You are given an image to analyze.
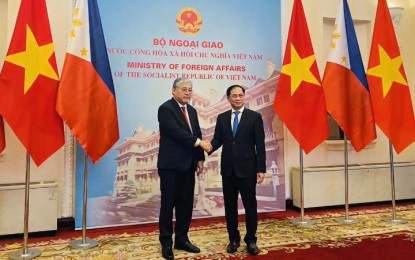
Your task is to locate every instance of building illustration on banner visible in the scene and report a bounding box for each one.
[105,60,285,224]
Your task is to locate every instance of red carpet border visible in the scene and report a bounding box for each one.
[1,204,415,259]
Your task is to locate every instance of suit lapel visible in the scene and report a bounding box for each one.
[187,106,196,134]
[171,99,192,133]
[237,110,248,134]
[233,109,249,138]
[225,110,234,137]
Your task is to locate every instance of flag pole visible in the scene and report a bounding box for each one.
[383,141,407,224]
[291,145,314,226]
[9,152,42,260]
[69,153,99,249]
[335,135,358,224]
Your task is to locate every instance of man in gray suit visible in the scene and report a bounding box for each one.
[208,84,266,255]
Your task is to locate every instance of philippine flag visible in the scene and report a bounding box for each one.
[322,0,376,152]
[56,0,119,163]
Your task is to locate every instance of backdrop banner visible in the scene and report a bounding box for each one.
[75,0,284,229]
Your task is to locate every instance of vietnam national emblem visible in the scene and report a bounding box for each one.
[176,8,203,35]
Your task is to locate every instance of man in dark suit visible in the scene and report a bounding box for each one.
[209,84,266,256]
[157,78,211,260]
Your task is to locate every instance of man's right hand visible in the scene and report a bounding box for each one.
[199,140,212,153]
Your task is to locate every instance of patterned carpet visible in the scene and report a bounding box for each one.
[1,204,415,259]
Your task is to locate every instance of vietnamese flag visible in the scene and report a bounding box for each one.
[366,0,415,154]
[322,0,376,152]
[57,0,119,163]
[0,0,64,165]
[274,0,329,154]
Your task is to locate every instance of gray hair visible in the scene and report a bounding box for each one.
[173,78,192,89]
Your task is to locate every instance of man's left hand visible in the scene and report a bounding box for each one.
[256,173,265,184]
[197,160,204,175]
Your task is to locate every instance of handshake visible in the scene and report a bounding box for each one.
[199,139,213,153]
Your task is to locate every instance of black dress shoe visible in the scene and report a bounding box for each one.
[226,241,240,253]
[174,241,201,253]
[161,246,174,260]
[247,242,259,256]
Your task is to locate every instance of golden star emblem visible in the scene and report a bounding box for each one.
[281,44,320,95]
[80,48,89,57]
[366,45,407,97]
[5,25,58,94]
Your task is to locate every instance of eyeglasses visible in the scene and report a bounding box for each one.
[230,94,245,99]
[178,88,193,94]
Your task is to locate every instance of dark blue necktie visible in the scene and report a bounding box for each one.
[233,111,240,137]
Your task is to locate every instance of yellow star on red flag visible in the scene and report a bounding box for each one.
[0,0,64,166]
[274,0,329,154]
[366,45,407,97]
[5,26,58,94]
[366,0,415,154]
[281,44,320,95]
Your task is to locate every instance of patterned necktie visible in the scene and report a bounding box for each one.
[233,111,240,137]
[181,106,191,129]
